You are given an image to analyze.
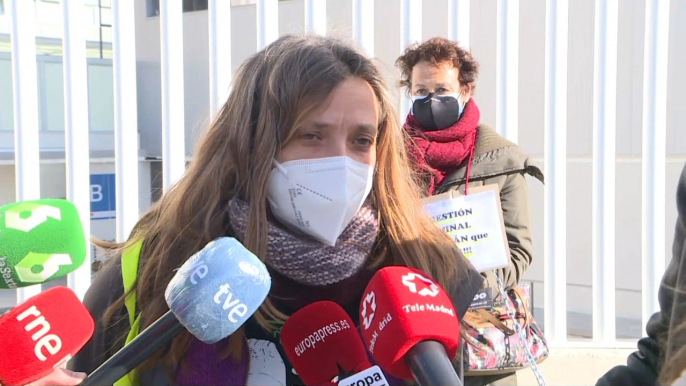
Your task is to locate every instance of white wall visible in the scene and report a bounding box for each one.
[129,0,686,336]
[1,0,684,337]
[130,0,686,338]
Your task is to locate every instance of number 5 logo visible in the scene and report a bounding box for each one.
[15,253,73,283]
[4,203,61,232]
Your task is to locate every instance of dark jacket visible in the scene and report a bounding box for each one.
[596,163,686,386]
[437,125,544,290]
[68,229,484,385]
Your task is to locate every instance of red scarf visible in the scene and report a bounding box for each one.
[404,100,481,195]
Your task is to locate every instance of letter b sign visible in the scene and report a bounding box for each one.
[91,184,103,202]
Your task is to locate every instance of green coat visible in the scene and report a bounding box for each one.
[436,125,544,290]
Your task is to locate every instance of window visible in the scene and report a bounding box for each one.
[183,0,208,12]
[0,0,4,15]
[0,59,13,131]
[0,58,115,132]
[231,0,288,5]
[147,0,287,16]
[147,0,209,17]
[87,64,114,132]
[41,61,65,131]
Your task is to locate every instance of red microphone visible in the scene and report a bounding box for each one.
[0,286,95,386]
[359,266,462,386]
[280,301,388,386]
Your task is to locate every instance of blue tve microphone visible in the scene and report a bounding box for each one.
[79,237,271,386]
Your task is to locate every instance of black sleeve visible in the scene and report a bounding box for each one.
[595,336,660,386]
[597,163,686,386]
[68,256,129,375]
[448,252,485,320]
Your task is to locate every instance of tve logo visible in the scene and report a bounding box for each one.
[213,284,248,323]
[185,257,249,323]
[401,272,439,297]
[187,257,209,285]
[16,305,62,361]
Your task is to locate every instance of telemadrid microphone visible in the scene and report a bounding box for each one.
[0,286,95,386]
[78,237,272,386]
[0,199,86,289]
[280,301,388,386]
[359,266,463,386]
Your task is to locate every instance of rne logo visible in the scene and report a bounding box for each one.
[401,272,439,297]
[16,305,62,361]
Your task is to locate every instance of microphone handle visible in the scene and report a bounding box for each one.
[79,310,184,386]
[405,340,464,386]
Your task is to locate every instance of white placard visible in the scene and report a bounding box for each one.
[422,184,510,272]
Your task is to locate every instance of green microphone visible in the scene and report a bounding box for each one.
[0,199,87,289]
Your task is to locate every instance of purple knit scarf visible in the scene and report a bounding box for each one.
[227,198,379,286]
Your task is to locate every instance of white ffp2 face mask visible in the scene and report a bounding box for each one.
[266,156,374,246]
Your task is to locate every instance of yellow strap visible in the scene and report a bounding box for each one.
[113,239,144,386]
[122,240,143,326]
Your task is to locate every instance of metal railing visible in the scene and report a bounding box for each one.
[4,0,673,348]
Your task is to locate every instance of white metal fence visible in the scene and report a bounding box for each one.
[4,0,675,348]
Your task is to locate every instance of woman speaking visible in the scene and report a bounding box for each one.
[67,34,483,386]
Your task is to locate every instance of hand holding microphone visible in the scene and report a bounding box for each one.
[23,367,86,386]
[359,266,463,386]
[0,287,95,386]
[0,199,87,289]
[79,237,272,386]
[280,301,388,386]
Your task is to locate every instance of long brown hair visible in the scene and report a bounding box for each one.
[97,34,468,372]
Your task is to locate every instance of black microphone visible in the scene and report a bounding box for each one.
[78,237,271,386]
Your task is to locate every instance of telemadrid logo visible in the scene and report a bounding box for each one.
[401,272,440,297]
[361,291,376,330]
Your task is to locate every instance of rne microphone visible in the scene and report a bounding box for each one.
[0,199,86,289]
[359,266,463,386]
[78,237,271,386]
[280,301,389,386]
[0,286,95,386]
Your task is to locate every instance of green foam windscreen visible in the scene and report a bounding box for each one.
[0,199,87,288]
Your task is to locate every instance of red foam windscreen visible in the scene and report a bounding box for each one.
[359,266,460,379]
[0,286,95,386]
[280,301,371,386]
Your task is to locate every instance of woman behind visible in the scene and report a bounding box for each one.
[68,34,483,385]
[395,37,544,386]
[396,37,543,293]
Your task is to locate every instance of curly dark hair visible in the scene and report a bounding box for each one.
[396,37,479,92]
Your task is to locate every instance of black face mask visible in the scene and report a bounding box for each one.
[411,93,462,131]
